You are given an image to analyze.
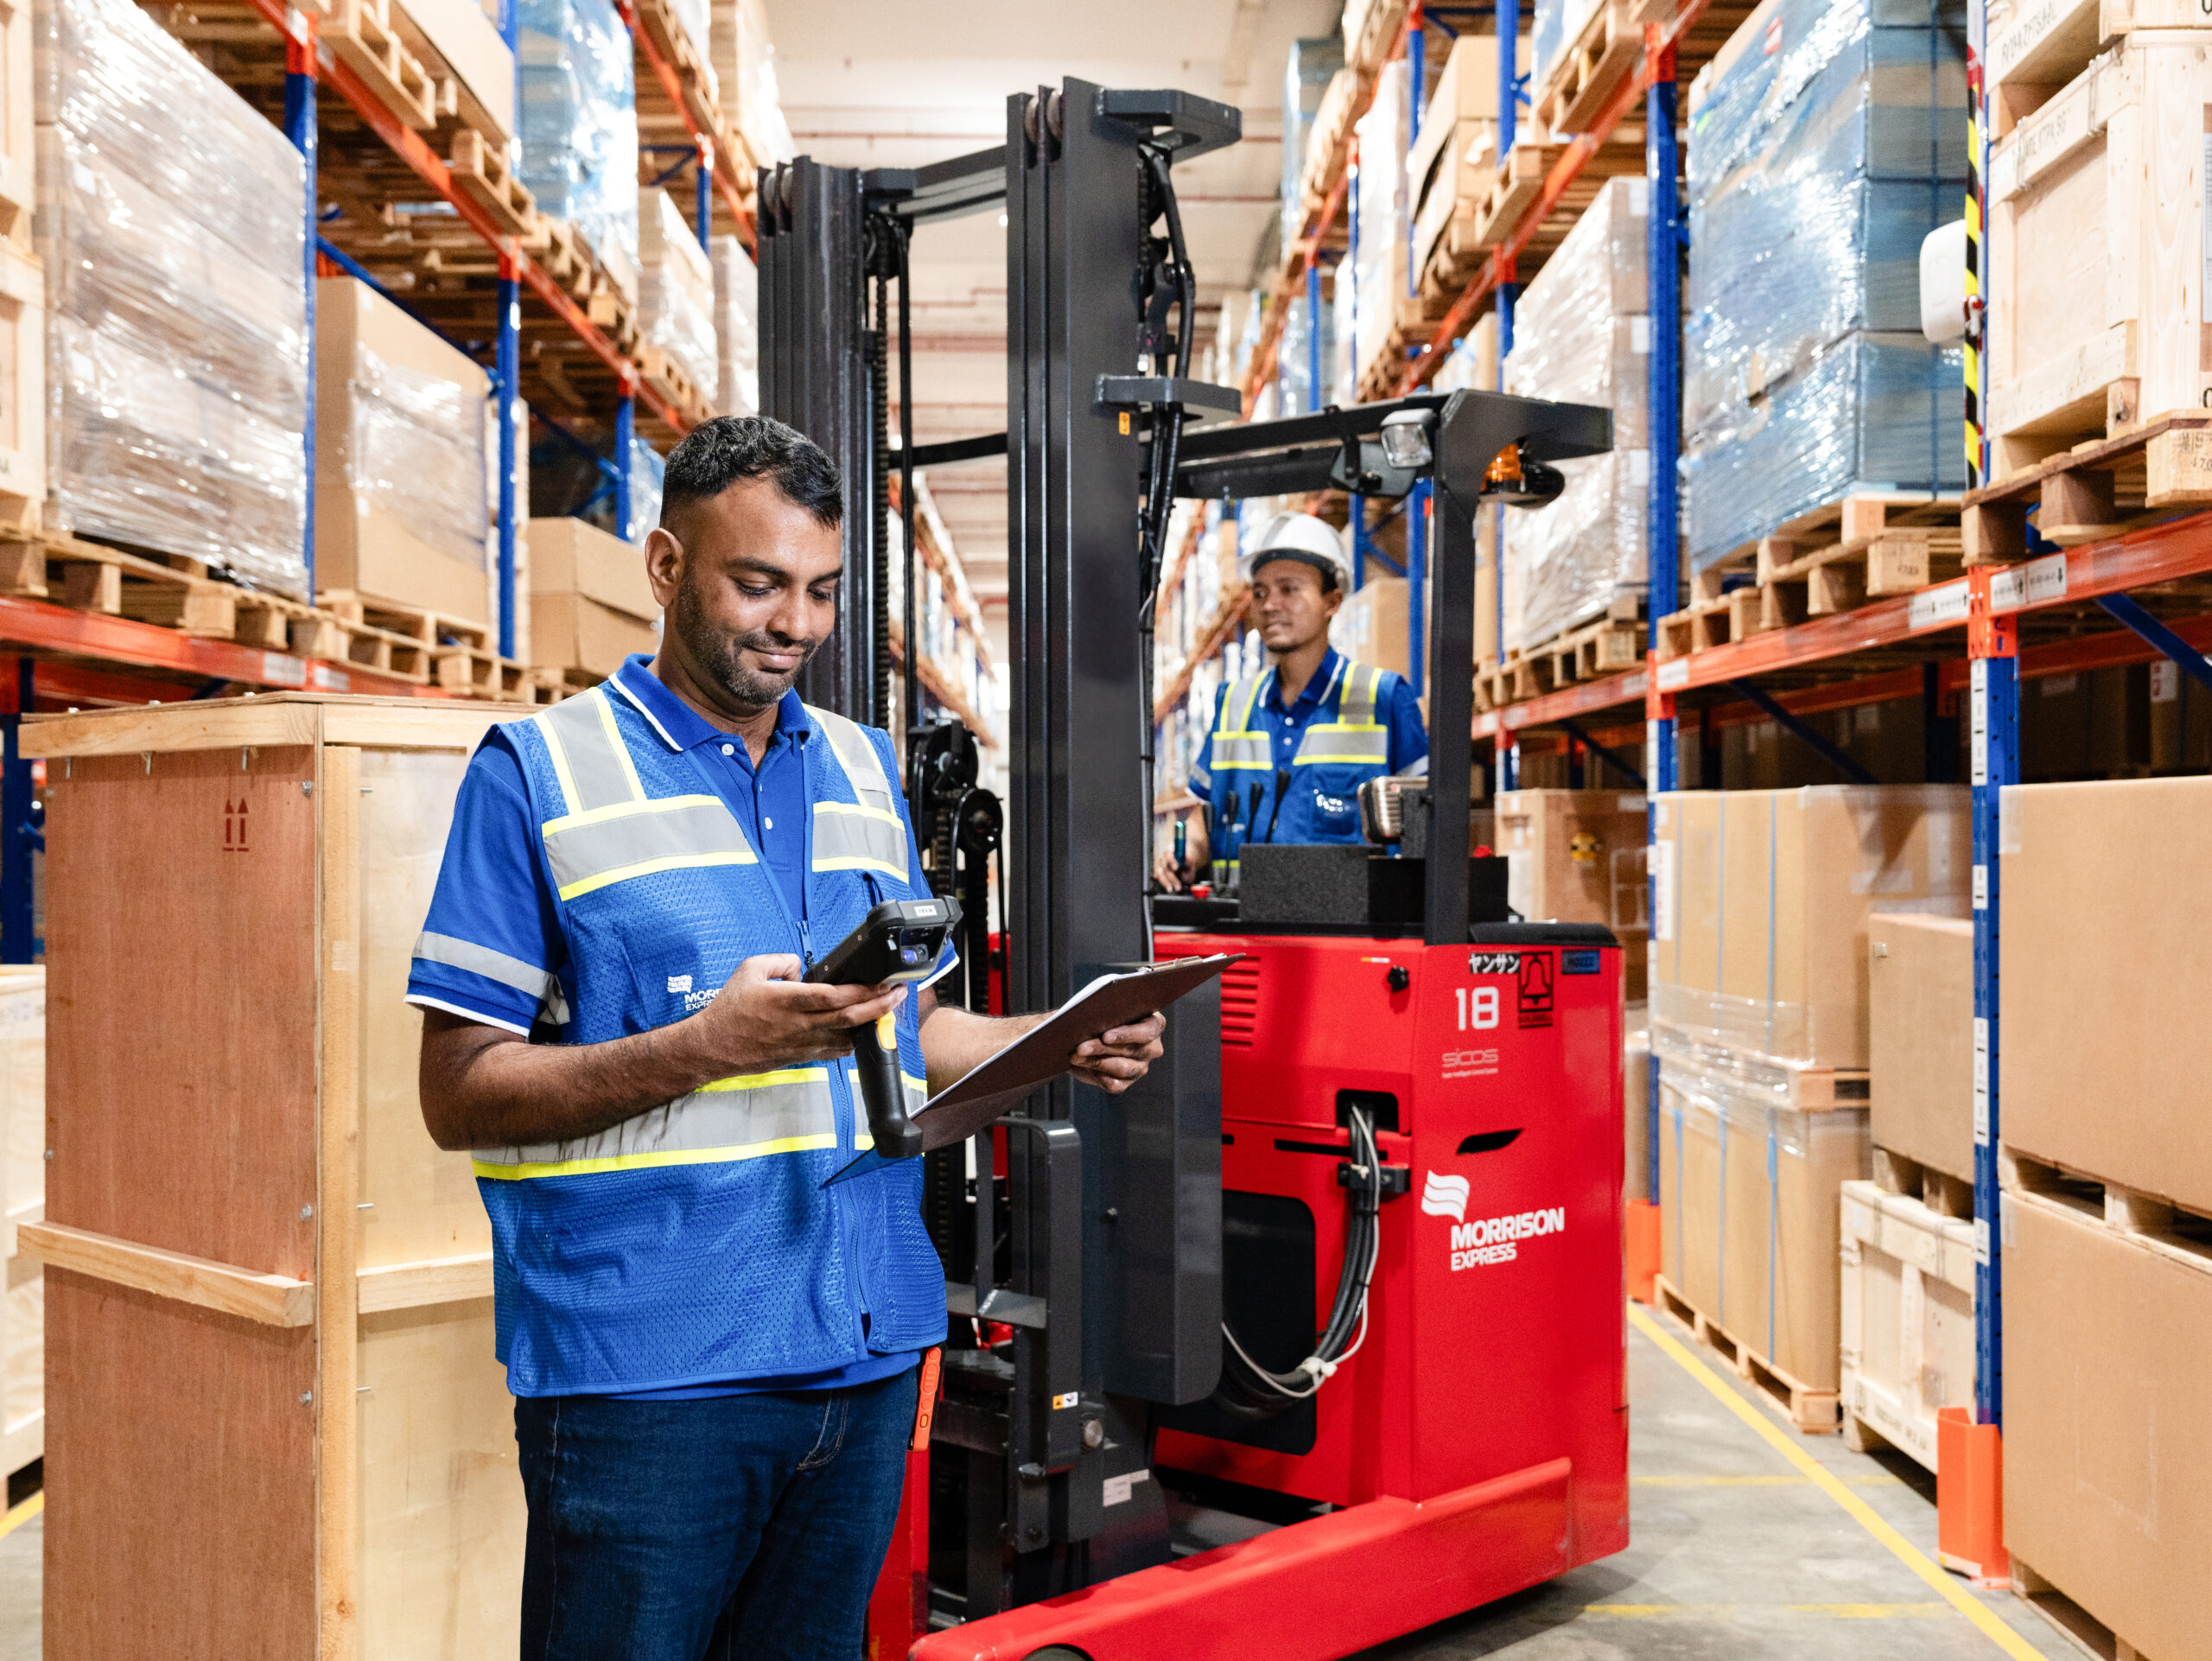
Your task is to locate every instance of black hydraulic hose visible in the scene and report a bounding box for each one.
[1211,1109,1385,1421]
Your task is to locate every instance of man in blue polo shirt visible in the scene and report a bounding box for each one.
[408,416,1165,1659]
[1155,512,1427,889]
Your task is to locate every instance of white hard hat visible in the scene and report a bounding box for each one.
[1239,511,1351,592]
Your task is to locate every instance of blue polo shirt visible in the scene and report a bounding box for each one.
[407,653,954,1398]
[1189,647,1427,847]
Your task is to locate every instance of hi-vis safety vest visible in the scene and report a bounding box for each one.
[474,683,947,1396]
[1204,659,1394,857]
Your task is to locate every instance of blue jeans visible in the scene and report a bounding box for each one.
[515,1368,919,1660]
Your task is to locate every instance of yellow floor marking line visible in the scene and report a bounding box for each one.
[0,1491,41,1541]
[1632,1473,1900,1487]
[1630,1302,2044,1661]
[1586,1603,1949,1619]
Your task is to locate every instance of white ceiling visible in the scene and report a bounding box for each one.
[765,0,1340,644]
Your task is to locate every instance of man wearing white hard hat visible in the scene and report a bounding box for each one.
[1156,511,1427,891]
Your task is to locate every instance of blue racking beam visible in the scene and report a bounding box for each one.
[2095,594,2212,692]
[614,392,637,540]
[1643,56,1681,1208]
[1726,678,1877,785]
[286,22,318,599]
[1969,579,2018,1430]
[0,659,34,963]
[496,0,522,658]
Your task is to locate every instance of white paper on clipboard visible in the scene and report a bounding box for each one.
[823,952,1243,1186]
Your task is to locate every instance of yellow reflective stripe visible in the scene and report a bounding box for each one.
[543,792,728,836]
[595,688,647,802]
[557,850,757,901]
[698,1066,830,1091]
[817,799,905,828]
[473,1132,840,1181]
[537,710,582,817]
[813,854,910,879]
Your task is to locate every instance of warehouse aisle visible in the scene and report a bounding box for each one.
[0,1310,2074,1661]
[1360,1308,2069,1661]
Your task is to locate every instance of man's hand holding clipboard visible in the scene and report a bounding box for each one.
[824,953,1244,1186]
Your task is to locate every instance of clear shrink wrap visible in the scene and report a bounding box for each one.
[36,0,307,595]
[1281,35,1345,249]
[628,438,664,542]
[519,0,639,287]
[639,190,718,405]
[1502,178,1649,652]
[711,235,758,417]
[346,347,489,573]
[1681,0,1967,570]
[1351,58,1409,376]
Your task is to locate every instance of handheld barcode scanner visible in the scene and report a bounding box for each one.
[805,897,962,1161]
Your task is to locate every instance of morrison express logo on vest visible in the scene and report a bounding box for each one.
[469,683,946,1394]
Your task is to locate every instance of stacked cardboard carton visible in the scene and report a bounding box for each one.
[315,277,493,628]
[1649,786,1968,1422]
[1994,777,2212,1661]
[1495,789,1648,999]
[530,516,661,679]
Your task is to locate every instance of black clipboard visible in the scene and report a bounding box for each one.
[823,952,1243,1187]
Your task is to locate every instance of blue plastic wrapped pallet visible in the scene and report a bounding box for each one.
[35,0,308,597]
[1681,0,1968,573]
[519,0,639,293]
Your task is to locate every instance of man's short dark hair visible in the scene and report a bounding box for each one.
[659,416,843,533]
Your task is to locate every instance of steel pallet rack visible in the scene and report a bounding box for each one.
[0,0,772,965]
[1190,0,2212,1578]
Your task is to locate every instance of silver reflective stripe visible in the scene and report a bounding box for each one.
[1294,664,1388,766]
[542,796,759,901]
[805,704,910,876]
[813,803,909,877]
[413,930,556,1002]
[536,689,645,815]
[474,1069,836,1178]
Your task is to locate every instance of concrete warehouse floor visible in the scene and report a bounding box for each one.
[0,1307,2074,1661]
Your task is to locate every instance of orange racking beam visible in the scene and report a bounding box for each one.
[251,0,687,430]
[618,0,759,251]
[0,595,454,699]
[1395,8,1717,395]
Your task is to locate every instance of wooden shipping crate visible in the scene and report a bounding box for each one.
[1986,35,2212,476]
[0,0,28,247]
[0,242,41,531]
[1837,1179,1975,1473]
[22,695,530,1660]
[0,964,40,1482]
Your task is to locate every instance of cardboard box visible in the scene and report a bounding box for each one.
[397,0,515,141]
[1497,788,1648,999]
[1650,786,1969,1066]
[1410,121,1499,277]
[316,277,493,625]
[1866,913,1974,1183]
[1838,1179,1975,1473]
[1657,1033,1869,1393]
[2004,1189,2212,1661]
[2001,775,2212,1215]
[1329,576,1408,679]
[528,515,658,620]
[531,590,659,679]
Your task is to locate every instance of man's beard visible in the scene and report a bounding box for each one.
[671,578,819,708]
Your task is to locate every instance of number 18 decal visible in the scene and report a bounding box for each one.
[1454,986,1499,1031]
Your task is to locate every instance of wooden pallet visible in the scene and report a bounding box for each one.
[2010,1559,2159,1661]
[1534,0,1645,135]
[0,531,333,652]
[1657,494,1963,659]
[1871,1145,1975,1219]
[447,129,537,239]
[1476,611,1643,710]
[1653,1273,1841,1434]
[325,0,441,132]
[1962,412,2212,563]
[637,343,715,430]
[316,590,537,697]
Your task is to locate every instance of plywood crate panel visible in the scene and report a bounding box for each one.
[1987,36,2212,474]
[25,695,530,1660]
[1838,1179,1974,1472]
